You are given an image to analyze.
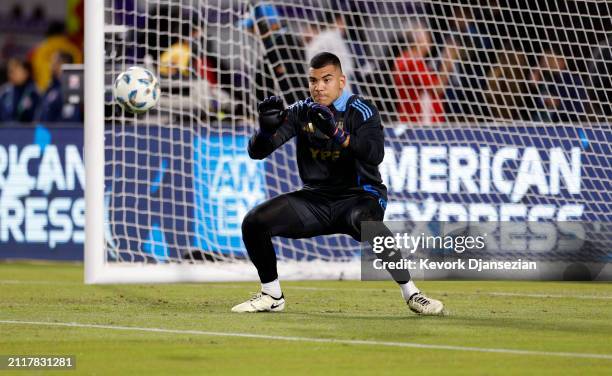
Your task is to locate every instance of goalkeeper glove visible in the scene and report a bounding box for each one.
[258,96,286,136]
[309,103,348,146]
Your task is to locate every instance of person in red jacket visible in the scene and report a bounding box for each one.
[393,24,457,124]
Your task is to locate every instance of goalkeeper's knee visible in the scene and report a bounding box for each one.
[242,208,267,236]
[347,205,383,240]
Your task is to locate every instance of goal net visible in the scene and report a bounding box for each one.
[85,0,611,283]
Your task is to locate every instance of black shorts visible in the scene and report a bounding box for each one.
[242,187,409,283]
[269,187,386,241]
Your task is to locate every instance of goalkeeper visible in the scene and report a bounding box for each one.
[232,52,443,315]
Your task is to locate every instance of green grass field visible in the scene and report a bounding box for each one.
[1,262,611,375]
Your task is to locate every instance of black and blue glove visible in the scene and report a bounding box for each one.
[309,103,348,145]
[257,96,286,136]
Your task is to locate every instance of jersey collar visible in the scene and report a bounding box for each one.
[332,89,351,112]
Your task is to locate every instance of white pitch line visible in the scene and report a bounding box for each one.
[1,319,611,361]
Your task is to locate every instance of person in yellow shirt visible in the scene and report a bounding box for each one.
[30,22,83,92]
[159,42,191,78]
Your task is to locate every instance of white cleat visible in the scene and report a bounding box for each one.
[231,292,285,313]
[408,292,444,315]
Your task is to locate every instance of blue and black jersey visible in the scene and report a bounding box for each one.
[248,90,388,205]
[243,91,413,284]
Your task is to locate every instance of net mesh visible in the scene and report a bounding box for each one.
[102,0,611,268]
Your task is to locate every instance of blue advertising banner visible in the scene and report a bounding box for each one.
[103,126,265,262]
[379,126,611,223]
[0,125,85,260]
[2,123,610,262]
[192,134,266,255]
[103,125,195,262]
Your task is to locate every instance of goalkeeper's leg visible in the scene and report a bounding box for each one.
[341,196,444,315]
[233,191,329,312]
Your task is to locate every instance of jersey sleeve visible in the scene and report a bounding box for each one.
[247,117,297,160]
[346,100,385,165]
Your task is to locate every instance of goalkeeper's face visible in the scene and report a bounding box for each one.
[308,65,346,107]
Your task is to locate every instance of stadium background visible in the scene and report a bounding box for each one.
[0,0,609,266]
[0,2,611,375]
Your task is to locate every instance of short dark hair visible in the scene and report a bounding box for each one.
[309,52,342,72]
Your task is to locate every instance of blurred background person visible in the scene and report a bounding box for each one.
[305,8,355,84]
[304,0,372,92]
[587,33,612,120]
[529,47,588,123]
[134,4,238,121]
[440,4,497,123]
[354,32,405,123]
[392,21,456,124]
[35,51,81,122]
[30,21,82,93]
[242,2,309,105]
[484,48,532,121]
[0,57,39,122]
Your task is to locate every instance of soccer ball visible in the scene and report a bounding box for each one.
[113,66,160,114]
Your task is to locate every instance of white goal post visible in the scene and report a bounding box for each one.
[84,0,106,283]
[85,0,611,283]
